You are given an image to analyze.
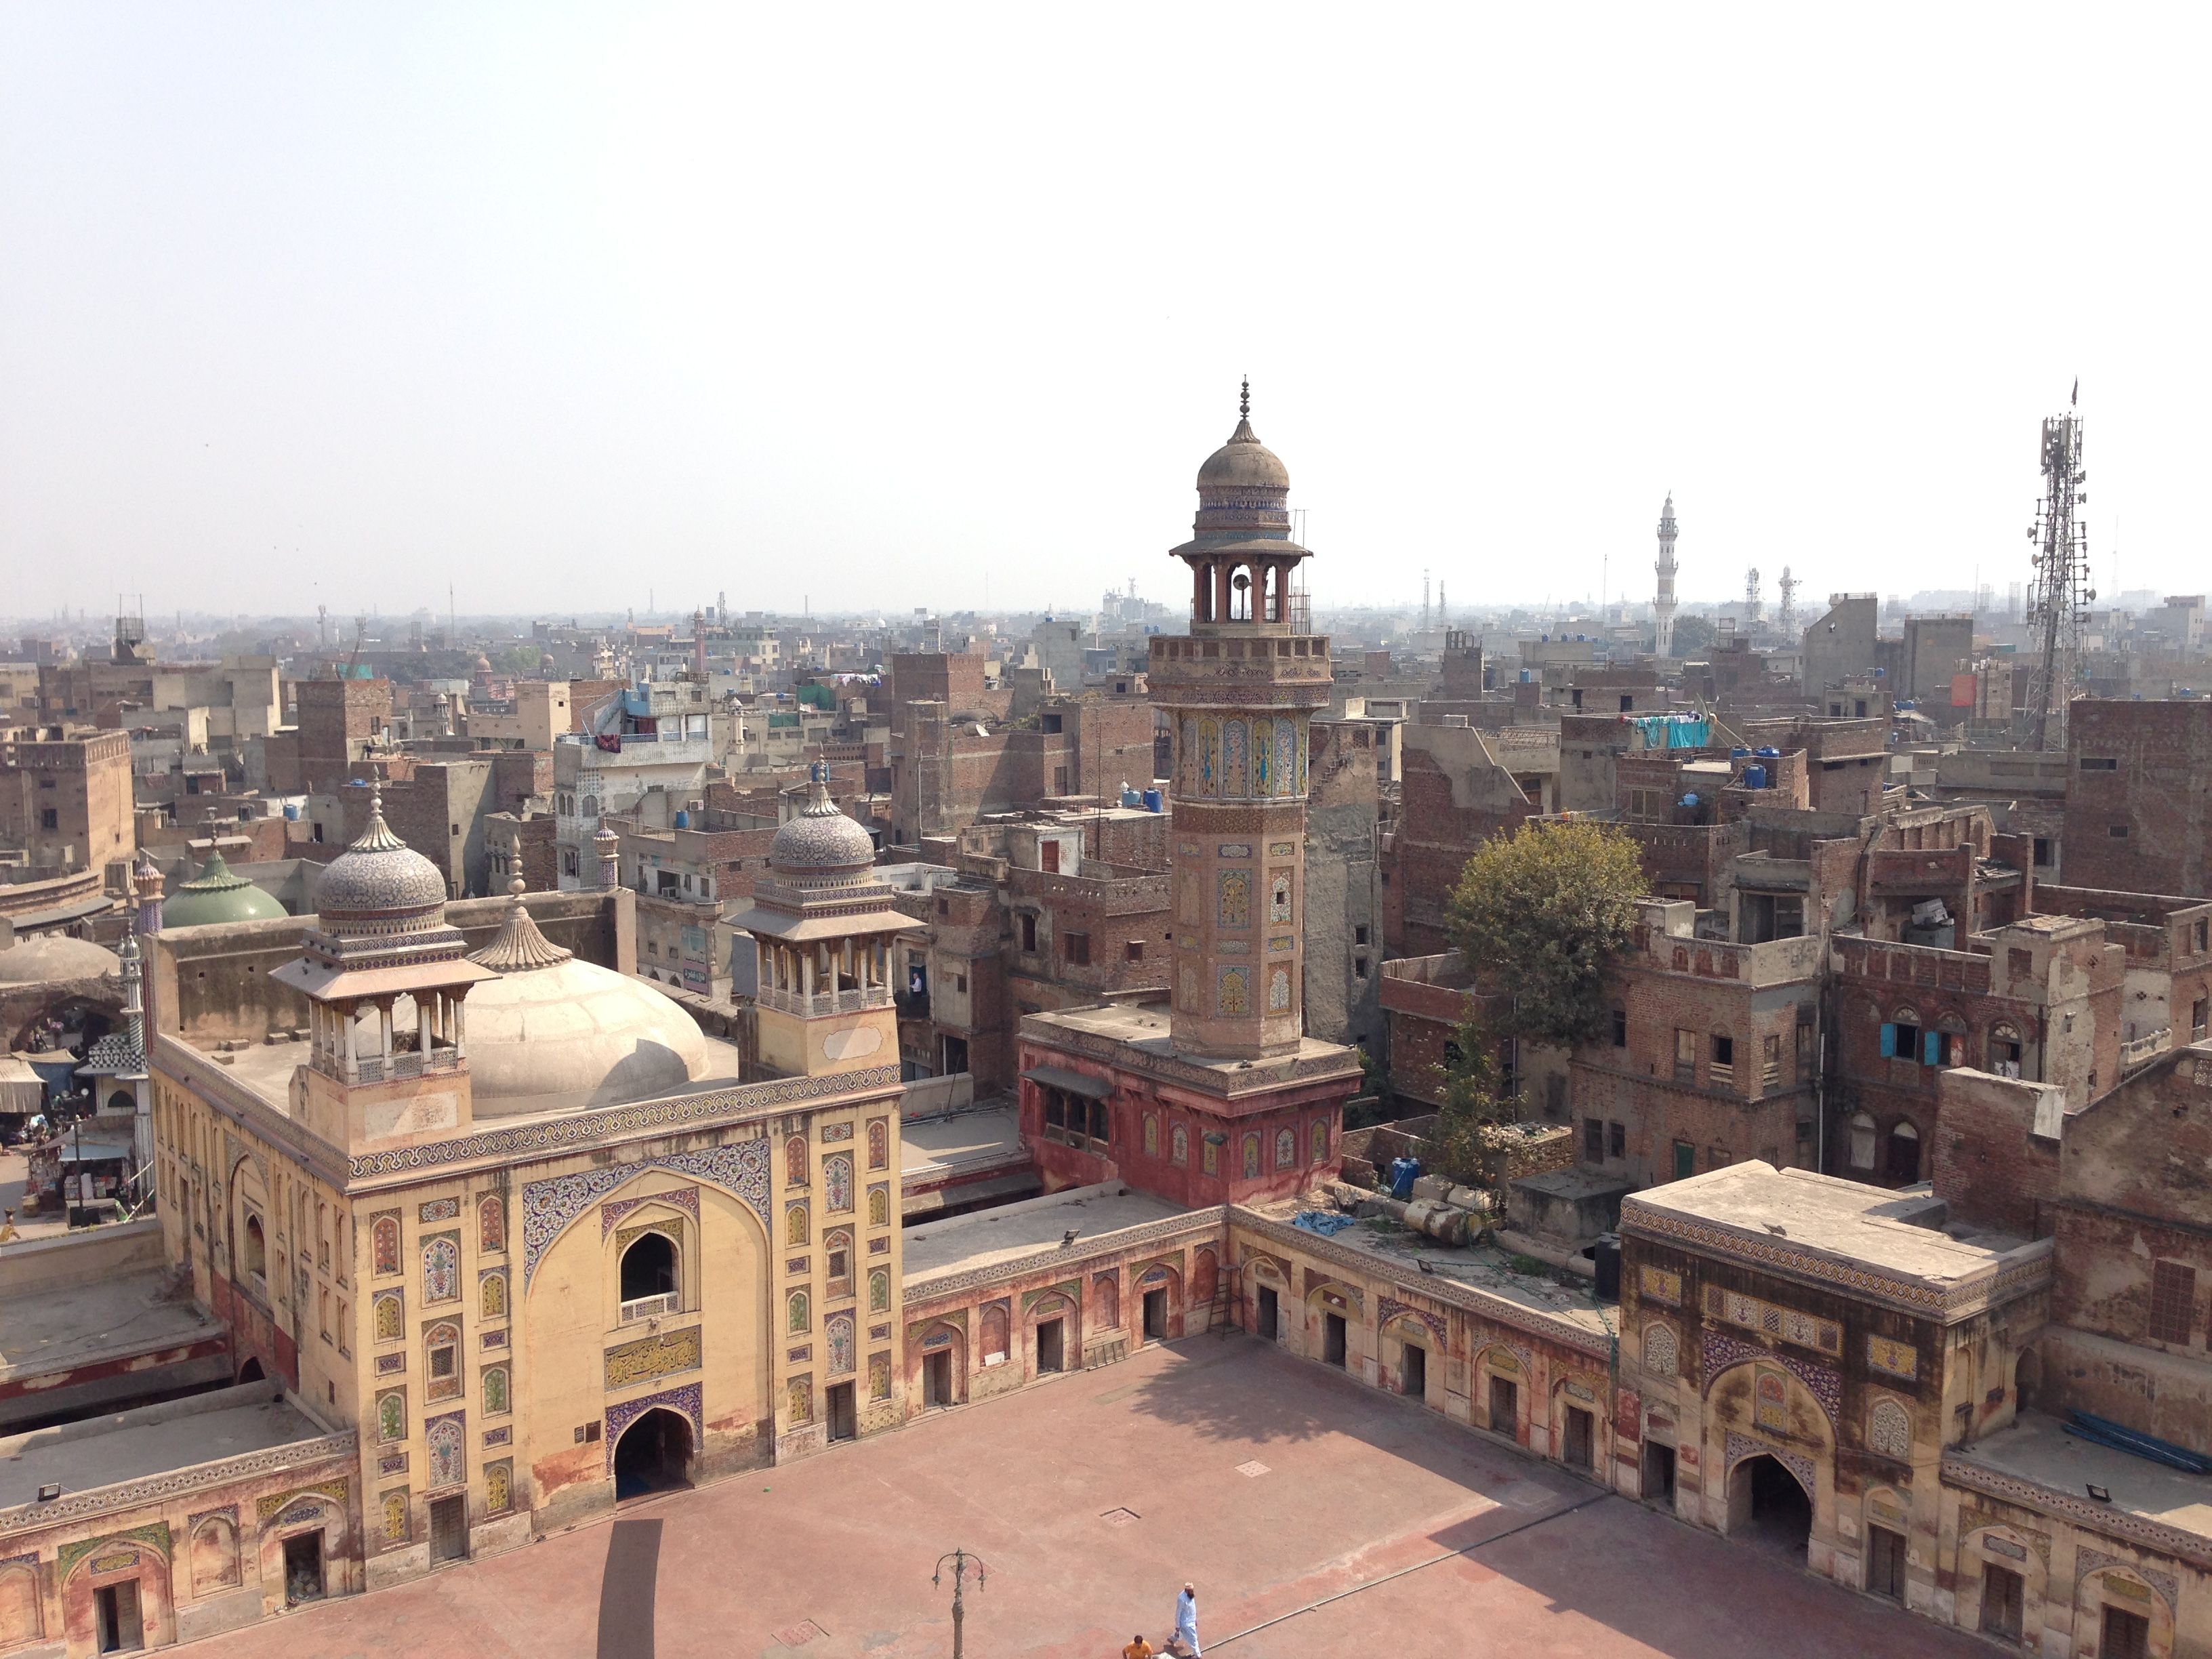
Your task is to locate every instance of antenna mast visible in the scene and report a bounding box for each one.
[2025,389,2092,751]
[1743,566,1762,630]
[1777,567,1799,634]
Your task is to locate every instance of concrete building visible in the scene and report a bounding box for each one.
[1801,594,1880,703]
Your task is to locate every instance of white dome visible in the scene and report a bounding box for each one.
[446,957,710,1115]
[0,932,119,985]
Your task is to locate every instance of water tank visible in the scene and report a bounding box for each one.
[1730,746,1750,760]
[1519,669,1533,682]
[1142,788,1164,813]
[1742,764,1768,790]
[1121,784,1143,808]
[283,802,301,821]
[1680,792,1700,808]
[672,808,690,829]
[1755,745,1781,758]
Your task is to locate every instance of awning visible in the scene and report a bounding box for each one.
[1021,1065,1111,1099]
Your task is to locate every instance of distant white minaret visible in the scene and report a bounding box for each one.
[1654,493,1680,657]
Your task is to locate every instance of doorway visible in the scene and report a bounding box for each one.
[1885,1122,1921,1184]
[1563,1405,1595,1469]
[923,1348,953,1408]
[282,1532,325,1605]
[94,1580,142,1654]
[1866,1523,1906,1600]
[1143,1288,1168,1342]
[2102,1605,2150,1659]
[1036,1318,1065,1374]
[1729,1455,1813,1557]
[1257,1286,1279,1340]
[237,1357,265,1385]
[611,1408,694,1501]
[1401,1343,1427,1400]
[826,1382,857,1443]
[1489,1375,1518,1436]
[1323,1312,1347,1367]
[1643,1441,1677,1505]
[429,1494,469,1564]
[1980,1563,2024,1641]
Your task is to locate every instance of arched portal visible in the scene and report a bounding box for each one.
[1727,1453,1812,1557]
[237,1357,266,1385]
[612,1408,693,1500]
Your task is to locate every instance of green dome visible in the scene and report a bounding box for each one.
[161,849,287,928]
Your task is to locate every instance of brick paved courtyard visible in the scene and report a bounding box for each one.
[180,1334,1988,1658]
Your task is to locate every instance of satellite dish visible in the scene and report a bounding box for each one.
[1830,888,1858,928]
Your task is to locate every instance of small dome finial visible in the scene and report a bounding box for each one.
[1240,376,1250,421]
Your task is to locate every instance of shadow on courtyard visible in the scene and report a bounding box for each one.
[1124,1338,1987,1659]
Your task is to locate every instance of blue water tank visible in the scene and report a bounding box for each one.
[1142,788,1164,813]
[1121,784,1143,808]
[673,808,690,829]
[1519,669,1533,682]
[1681,792,1700,808]
[1742,765,1768,790]
[1731,745,1751,760]
[283,802,301,821]
[1755,745,1781,758]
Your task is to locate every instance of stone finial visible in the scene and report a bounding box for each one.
[468,878,573,973]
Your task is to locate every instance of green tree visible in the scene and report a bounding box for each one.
[1668,613,1717,658]
[1444,819,1645,1050]
[1421,1012,1511,1188]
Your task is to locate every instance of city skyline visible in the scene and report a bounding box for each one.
[5,6,2209,615]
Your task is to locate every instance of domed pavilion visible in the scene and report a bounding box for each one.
[727,763,910,1078]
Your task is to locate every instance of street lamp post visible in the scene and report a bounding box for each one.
[932,1549,985,1658]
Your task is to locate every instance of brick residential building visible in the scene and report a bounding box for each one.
[0,723,135,876]
[2062,697,2212,898]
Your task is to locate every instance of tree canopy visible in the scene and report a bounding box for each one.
[1444,818,1646,1050]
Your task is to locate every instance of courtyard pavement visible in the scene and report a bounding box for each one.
[182,1334,1990,1658]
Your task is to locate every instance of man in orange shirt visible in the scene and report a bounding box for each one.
[1123,1637,1155,1659]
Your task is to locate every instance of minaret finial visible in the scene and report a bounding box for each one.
[1240,377,1250,421]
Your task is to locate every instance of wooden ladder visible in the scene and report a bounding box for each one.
[1210,1260,1243,1336]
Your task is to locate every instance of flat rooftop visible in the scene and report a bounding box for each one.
[1624,1162,2039,1286]
[899,1106,1023,1183]
[1244,1198,1614,1340]
[1954,1412,2212,1542]
[901,1182,1193,1284]
[1025,1000,1360,1078]
[0,1384,327,1509]
[0,1267,219,1385]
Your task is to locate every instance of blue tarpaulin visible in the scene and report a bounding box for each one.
[1292,1211,1357,1237]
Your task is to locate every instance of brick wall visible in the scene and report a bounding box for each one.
[2063,699,2212,897]
[1931,1068,2063,1235]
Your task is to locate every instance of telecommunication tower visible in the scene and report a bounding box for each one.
[1777,567,1800,634]
[2024,388,2093,751]
[1744,567,1763,628]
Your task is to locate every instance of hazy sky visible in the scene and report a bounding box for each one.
[4,5,2207,623]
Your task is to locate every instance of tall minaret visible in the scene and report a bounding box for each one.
[1654,493,1680,657]
[1149,382,1332,1060]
